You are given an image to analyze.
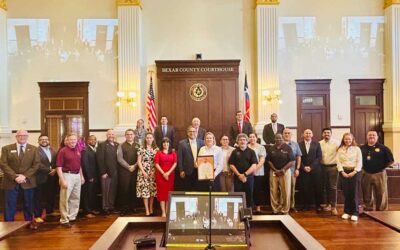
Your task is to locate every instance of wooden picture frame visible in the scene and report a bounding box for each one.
[197,155,214,180]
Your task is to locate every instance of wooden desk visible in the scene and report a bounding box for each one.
[0,221,29,240]
[90,216,324,250]
[365,211,400,233]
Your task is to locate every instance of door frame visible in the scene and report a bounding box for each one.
[38,81,89,146]
[349,79,384,144]
[295,79,331,141]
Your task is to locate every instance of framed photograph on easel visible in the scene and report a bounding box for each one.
[197,155,214,180]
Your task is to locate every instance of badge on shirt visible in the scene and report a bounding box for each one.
[375,148,380,152]
[10,150,17,154]
[367,155,371,160]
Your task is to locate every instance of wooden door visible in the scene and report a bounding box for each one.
[156,60,240,147]
[296,80,331,141]
[350,79,384,145]
[38,82,89,150]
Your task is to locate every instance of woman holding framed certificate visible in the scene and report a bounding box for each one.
[198,132,224,191]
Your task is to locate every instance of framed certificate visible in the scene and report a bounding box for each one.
[197,155,214,180]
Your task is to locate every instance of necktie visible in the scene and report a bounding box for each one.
[163,126,167,136]
[19,145,25,161]
[238,122,242,133]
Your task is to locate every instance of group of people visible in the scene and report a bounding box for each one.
[0,111,394,229]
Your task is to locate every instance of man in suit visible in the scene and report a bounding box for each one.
[263,113,285,145]
[0,130,40,229]
[154,116,175,148]
[192,117,206,140]
[229,110,253,146]
[177,126,205,191]
[298,129,323,212]
[81,135,99,218]
[96,129,119,214]
[34,134,57,223]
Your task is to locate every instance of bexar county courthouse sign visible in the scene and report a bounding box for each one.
[161,67,235,73]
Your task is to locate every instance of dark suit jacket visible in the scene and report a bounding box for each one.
[263,123,285,145]
[229,121,253,145]
[96,141,119,177]
[196,127,206,140]
[154,125,175,148]
[177,138,205,175]
[36,146,57,185]
[81,145,97,180]
[0,143,40,189]
[298,141,322,170]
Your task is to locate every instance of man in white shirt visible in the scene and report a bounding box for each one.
[319,128,340,215]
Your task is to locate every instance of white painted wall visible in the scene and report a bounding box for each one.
[277,0,385,127]
[5,0,385,139]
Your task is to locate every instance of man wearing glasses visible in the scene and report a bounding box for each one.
[0,130,40,229]
[177,126,204,191]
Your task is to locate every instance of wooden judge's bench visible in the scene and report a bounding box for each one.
[90,216,324,250]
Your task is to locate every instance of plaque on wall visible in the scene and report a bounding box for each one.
[190,83,207,101]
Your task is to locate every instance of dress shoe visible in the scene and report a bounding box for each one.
[92,210,101,215]
[331,207,338,216]
[61,222,71,228]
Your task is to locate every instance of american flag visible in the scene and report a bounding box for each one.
[146,76,157,132]
[244,73,250,122]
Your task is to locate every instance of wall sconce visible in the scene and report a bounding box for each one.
[116,91,137,107]
[262,89,282,104]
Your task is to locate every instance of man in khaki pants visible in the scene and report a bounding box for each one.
[267,133,295,215]
[360,131,394,211]
[56,133,85,227]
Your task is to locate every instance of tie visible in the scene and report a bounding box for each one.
[19,145,25,161]
[190,141,197,163]
[238,122,242,134]
[163,126,167,136]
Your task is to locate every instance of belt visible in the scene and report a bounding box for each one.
[62,170,80,174]
[342,167,355,171]
[322,164,337,167]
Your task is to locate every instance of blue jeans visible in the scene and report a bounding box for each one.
[4,185,35,221]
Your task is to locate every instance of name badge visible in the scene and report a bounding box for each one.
[375,148,380,152]
[10,150,17,153]
[367,156,371,160]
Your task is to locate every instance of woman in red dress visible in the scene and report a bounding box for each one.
[154,137,177,217]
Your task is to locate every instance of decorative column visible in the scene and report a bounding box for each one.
[0,0,12,148]
[383,0,400,161]
[255,0,280,139]
[115,0,142,136]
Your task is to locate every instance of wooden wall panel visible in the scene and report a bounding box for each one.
[155,60,240,146]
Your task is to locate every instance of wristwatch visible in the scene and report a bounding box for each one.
[243,172,248,177]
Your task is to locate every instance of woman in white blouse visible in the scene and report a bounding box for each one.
[198,132,224,191]
[219,135,235,192]
[248,132,267,214]
[336,133,362,221]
